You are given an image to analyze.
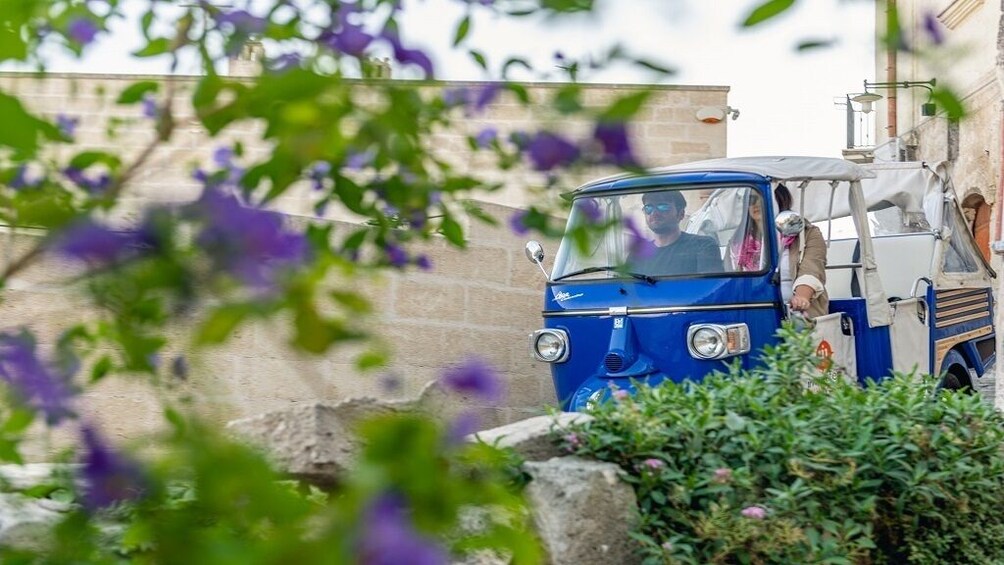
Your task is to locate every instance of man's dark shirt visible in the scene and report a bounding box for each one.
[628,232,723,276]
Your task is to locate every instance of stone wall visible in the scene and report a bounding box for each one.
[0,73,728,449]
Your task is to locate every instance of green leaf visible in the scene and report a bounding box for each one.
[2,408,34,434]
[116,81,160,104]
[91,356,113,382]
[469,49,488,71]
[931,87,965,120]
[132,37,172,58]
[502,57,532,78]
[633,58,676,76]
[69,151,122,171]
[599,90,652,121]
[196,305,250,344]
[796,38,836,51]
[355,350,388,370]
[439,214,466,247]
[741,0,796,27]
[0,91,60,158]
[453,15,471,47]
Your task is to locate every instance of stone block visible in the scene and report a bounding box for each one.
[393,278,467,322]
[465,287,539,330]
[226,398,411,485]
[470,413,592,462]
[523,457,642,565]
[426,244,512,286]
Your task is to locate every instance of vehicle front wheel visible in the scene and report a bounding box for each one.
[938,350,973,393]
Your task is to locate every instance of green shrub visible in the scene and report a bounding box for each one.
[568,327,1004,564]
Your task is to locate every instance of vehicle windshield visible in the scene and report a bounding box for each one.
[551,185,766,280]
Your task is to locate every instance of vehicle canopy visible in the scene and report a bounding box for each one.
[558,157,994,329]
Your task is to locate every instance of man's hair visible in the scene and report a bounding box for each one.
[642,190,686,212]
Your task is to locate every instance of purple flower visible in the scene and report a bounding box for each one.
[712,467,733,484]
[741,505,767,520]
[56,114,79,139]
[384,243,408,268]
[440,357,504,403]
[593,121,637,167]
[575,198,602,224]
[473,84,500,112]
[475,127,497,148]
[79,424,146,511]
[62,167,112,194]
[321,26,374,57]
[54,220,136,264]
[922,12,944,45]
[67,18,99,45]
[642,458,665,471]
[213,9,267,34]
[9,165,43,189]
[624,217,656,259]
[345,149,374,171]
[553,51,565,62]
[309,161,331,191]
[612,389,629,401]
[212,146,235,168]
[356,492,448,565]
[192,189,310,288]
[526,131,580,171]
[380,29,434,78]
[0,333,74,424]
[269,53,302,72]
[171,356,188,380]
[445,411,480,446]
[442,87,470,107]
[415,254,432,271]
[141,93,158,119]
[508,210,530,236]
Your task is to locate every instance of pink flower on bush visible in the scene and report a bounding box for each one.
[661,541,673,552]
[642,458,665,471]
[612,389,629,401]
[741,505,766,520]
[712,467,732,483]
[563,433,581,450]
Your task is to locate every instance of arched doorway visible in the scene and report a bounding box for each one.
[962,193,991,263]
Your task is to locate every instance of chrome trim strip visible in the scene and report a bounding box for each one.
[542,302,776,318]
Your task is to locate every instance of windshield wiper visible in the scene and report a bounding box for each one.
[553,266,655,284]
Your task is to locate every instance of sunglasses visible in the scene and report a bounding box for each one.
[643,203,674,214]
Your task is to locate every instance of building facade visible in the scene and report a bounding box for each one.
[0,72,729,450]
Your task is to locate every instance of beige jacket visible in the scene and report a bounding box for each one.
[788,222,829,319]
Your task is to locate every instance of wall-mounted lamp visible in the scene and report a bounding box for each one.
[860,78,938,117]
[695,105,740,124]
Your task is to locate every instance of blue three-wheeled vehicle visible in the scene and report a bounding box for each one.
[525,157,996,411]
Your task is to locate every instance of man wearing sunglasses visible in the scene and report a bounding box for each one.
[629,190,722,276]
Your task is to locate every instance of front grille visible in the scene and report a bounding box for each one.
[604,353,625,373]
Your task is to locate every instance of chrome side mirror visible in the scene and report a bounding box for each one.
[525,240,544,263]
[775,210,805,236]
[524,241,549,279]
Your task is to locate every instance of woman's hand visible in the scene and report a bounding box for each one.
[789,285,814,312]
[790,295,811,311]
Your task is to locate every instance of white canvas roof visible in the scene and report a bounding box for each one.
[795,161,946,226]
[651,156,876,183]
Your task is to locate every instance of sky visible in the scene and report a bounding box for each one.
[26,0,876,158]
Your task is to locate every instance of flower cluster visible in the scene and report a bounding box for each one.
[0,332,75,425]
[356,492,447,565]
[439,357,504,404]
[79,424,147,511]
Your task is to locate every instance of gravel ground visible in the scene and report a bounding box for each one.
[973,360,999,409]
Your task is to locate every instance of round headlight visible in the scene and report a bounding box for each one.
[690,327,726,359]
[534,332,566,362]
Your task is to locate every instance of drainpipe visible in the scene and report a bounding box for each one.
[886,0,898,140]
